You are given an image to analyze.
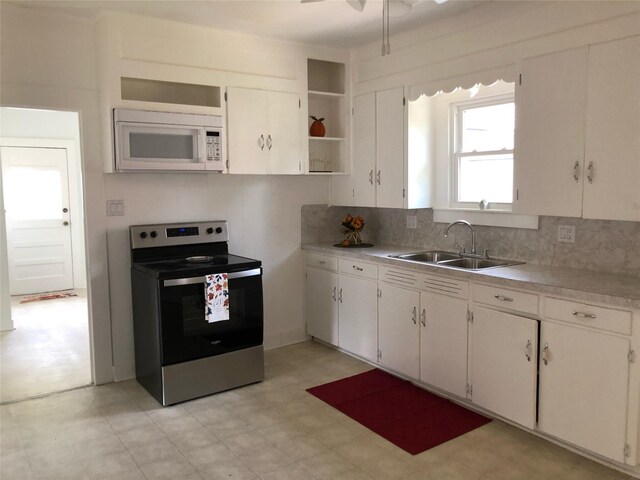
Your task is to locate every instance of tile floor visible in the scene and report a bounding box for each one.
[0,341,634,480]
[1,290,91,403]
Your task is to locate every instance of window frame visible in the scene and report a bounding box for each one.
[450,93,515,211]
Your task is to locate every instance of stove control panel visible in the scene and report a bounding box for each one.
[130,221,228,249]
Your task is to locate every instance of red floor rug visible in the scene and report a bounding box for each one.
[307,369,491,455]
[19,291,77,303]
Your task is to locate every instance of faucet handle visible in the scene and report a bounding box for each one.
[455,243,466,255]
[483,248,493,259]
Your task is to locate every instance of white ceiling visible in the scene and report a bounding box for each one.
[7,0,487,49]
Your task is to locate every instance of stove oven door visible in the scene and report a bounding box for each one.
[159,268,263,365]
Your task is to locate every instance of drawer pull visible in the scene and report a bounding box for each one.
[572,311,597,319]
[352,265,364,272]
[494,294,514,302]
[318,260,326,265]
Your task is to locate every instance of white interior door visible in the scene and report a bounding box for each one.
[1,146,73,295]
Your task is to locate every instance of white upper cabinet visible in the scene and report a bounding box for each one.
[582,36,640,221]
[514,36,640,220]
[226,87,302,175]
[513,47,588,217]
[352,92,377,207]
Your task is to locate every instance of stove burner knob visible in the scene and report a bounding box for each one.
[140,232,147,239]
[150,231,158,238]
[206,227,214,234]
[215,227,223,234]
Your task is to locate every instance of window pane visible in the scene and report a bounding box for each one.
[461,102,514,152]
[458,154,513,203]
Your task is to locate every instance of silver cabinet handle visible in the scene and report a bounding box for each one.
[411,306,417,324]
[259,134,265,150]
[524,339,532,362]
[573,161,580,183]
[267,134,272,150]
[376,170,381,186]
[369,169,374,185]
[494,294,513,302]
[572,311,597,319]
[587,161,594,184]
[352,265,363,272]
[332,286,337,302]
[420,308,426,327]
[338,288,343,303]
[542,343,550,366]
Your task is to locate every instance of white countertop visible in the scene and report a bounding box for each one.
[302,243,640,310]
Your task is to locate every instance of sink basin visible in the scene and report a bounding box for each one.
[437,258,523,270]
[389,251,461,263]
[388,251,524,270]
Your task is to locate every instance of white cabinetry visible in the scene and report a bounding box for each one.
[305,254,339,346]
[514,36,640,220]
[226,87,302,174]
[420,293,469,398]
[338,258,378,363]
[469,306,538,429]
[538,304,633,463]
[378,283,420,378]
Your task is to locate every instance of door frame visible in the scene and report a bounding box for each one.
[0,136,94,384]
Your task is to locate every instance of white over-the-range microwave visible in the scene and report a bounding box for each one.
[113,109,225,172]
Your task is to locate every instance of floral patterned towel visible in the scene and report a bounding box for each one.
[205,273,229,323]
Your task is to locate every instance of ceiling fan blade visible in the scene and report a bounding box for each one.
[346,0,367,12]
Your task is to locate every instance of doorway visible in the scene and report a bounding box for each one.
[0,107,91,403]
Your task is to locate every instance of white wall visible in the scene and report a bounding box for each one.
[0,3,332,382]
[0,165,12,331]
[0,107,87,289]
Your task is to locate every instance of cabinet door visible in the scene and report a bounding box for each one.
[378,283,420,378]
[470,307,538,429]
[226,87,268,174]
[420,293,468,398]
[538,322,630,462]
[583,36,640,221]
[352,93,376,207]
[267,90,302,175]
[513,47,588,217]
[338,275,378,362]
[375,87,405,209]
[305,267,339,346]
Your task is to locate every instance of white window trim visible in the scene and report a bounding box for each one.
[433,208,539,230]
[450,93,515,211]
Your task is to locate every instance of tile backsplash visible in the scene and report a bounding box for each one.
[301,205,640,277]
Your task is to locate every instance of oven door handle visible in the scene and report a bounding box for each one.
[163,268,262,287]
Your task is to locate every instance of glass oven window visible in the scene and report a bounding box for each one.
[159,273,263,365]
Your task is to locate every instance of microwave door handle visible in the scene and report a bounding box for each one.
[198,127,206,164]
[163,268,262,287]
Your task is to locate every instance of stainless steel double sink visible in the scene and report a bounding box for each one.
[388,250,523,270]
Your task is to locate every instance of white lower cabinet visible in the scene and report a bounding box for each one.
[305,267,338,346]
[378,283,420,378]
[420,293,469,398]
[469,306,538,429]
[538,321,631,463]
[338,274,378,363]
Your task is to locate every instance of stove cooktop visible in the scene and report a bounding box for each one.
[133,253,261,279]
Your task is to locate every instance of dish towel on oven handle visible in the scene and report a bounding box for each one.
[205,273,229,323]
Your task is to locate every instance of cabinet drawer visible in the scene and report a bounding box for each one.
[544,297,632,335]
[305,253,337,272]
[380,266,421,288]
[339,258,378,279]
[473,283,539,315]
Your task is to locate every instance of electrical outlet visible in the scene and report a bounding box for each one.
[557,225,575,243]
[407,215,417,229]
[106,199,125,216]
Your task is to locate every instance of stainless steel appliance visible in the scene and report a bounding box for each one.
[130,221,263,406]
[114,109,225,172]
